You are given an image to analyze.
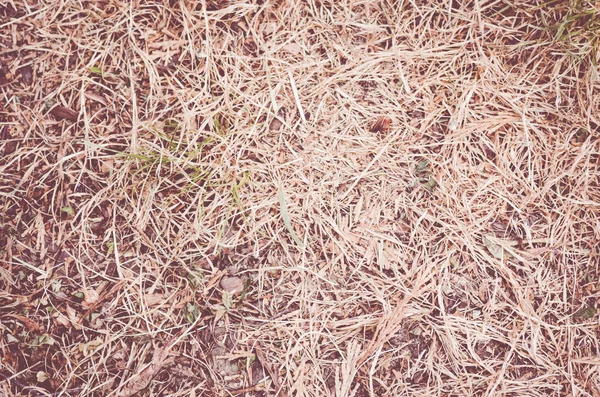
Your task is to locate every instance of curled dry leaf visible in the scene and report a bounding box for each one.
[220,276,244,295]
[144,293,166,307]
[255,344,282,392]
[84,92,107,106]
[82,288,100,308]
[101,158,115,174]
[283,42,302,55]
[53,311,70,327]
[370,116,391,133]
[482,234,508,260]
[263,22,277,35]
[2,314,42,332]
[37,371,49,383]
[118,339,176,397]
[66,305,83,330]
[19,65,33,85]
[269,118,284,131]
[50,105,79,121]
[79,337,103,357]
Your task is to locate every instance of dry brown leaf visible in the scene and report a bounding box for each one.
[144,293,166,307]
[204,269,227,294]
[482,234,506,260]
[50,105,79,121]
[79,337,103,357]
[118,339,176,397]
[269,117,284,131]
[283,42,302,55]
[66,305,83,330]
[220,276,244,295]
[84,92,107,106]
[370,116,391,133]
[53,312,70,327]
[255,344,282,394]
[36,371,49,383]
[2,314,42,332]
[101,158,115,174]
[19,65,33,85]
[82,288,100,308]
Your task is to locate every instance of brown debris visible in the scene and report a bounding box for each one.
[0,1,598,396]
[370,116,391,133]
[49,105,79,122]
[118,338,177,397]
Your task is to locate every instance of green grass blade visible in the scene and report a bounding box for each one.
[277,186,304,249]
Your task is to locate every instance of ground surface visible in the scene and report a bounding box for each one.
[1,1,599,396]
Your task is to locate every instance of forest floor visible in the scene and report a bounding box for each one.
[1,1,599,396]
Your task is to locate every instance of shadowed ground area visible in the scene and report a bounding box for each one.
[1,1,599,396]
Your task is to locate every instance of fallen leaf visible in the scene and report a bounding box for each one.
[118,338,176,397]
[50,105,79,122]
[2,314,42,332]
[53,312,70,327]
[3,350,17,367]
[212,304,227,323]
[83,288,100,307]
[6,334,19,344]
[220,276,244,295]
[482,234,505,260]
[269,118,284,131]
[421,177,438,192]
[101,158,115,174]
[84,92,107,106]
[37,371,49,383]
[79,337,103,357]
[32,333,56,347]
[144,293,166,307]
[90,66,103,75]
[573,306,596,319]
[370,116,391,133]
[222,291,234,310]
[66,305,83,330]
[283,42,302,55]
[416,159,429,172]
[19,65,33,85]
[61,206,75,217]
[184,302,201,323]
[255,344,282,394]
[203,269,227,295]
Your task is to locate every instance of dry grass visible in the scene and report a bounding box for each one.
[1,0,599,396]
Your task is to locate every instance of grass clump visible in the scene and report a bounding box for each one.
[0,1,599,396]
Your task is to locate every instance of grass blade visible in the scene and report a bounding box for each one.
[277,185,304,249]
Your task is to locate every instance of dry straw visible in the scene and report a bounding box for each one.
[0,0,599,396]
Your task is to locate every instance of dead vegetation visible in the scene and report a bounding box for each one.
[0,0,599,396]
